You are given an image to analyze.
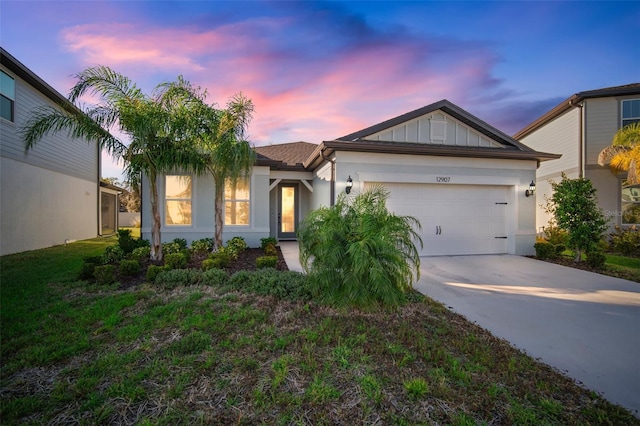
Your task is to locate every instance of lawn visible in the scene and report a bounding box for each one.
[1,238,638,425]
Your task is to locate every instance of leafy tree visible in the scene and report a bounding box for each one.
[544,173,608,262]
[598,122,640,184]
[22,67,206,260]
[297,185,422,310]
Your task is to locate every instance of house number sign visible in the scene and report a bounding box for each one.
[436,176,451,183]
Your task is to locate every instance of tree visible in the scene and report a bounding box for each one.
[22,66,205,261]
[297,185,423,310]
[598,122,640,184]
[544,173,608,262]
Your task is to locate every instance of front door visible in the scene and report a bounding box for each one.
[278,184,298,240]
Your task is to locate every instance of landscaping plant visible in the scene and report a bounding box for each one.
[297,185,422,310]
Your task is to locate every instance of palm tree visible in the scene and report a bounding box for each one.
[22,67,205,261]
[297,185,423,310]
[598,122,640,184]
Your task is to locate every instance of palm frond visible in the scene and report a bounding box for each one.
[69,66,144,105]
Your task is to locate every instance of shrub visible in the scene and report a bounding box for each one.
[544,224,569,246]
[208,248,231,268]
[534,241,556,260]
[298,185,422,310]
[162,242,183,255]
[260,237,277,250]
[202,268,228,287]
[165,252,187,270]
[119,259,140,276]
[226,269,312,301]
[586,250,607,269]
[102,245,125,264]
[130,246,151,262]
[172,238,188,250]
[609,225,640,257]
[117,229,145,254]
[256,256,278,269]
[146,265,166,283]
[94,265,115,285]
[155,268,203,289]
[226,236,248,259]
[78,256,102,280]
[191,238,214,253]
[264,243,278,257]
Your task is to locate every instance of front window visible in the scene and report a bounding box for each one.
[621,182,640,225]
[1,70,15,122]
[622,99,640,127]
[165,175,192,225]
[225,178,250,225]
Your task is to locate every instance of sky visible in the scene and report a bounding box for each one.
[2,0,639,180]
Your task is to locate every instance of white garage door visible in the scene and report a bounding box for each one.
[375,183,509,256]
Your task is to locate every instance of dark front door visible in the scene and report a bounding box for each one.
[278,184,298,240]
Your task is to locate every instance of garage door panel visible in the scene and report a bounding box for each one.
[378,182,509,256]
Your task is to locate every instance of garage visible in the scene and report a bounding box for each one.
[374,182,510,256]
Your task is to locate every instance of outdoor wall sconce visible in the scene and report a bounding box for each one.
[525,181,536,197]
[345,175,353,194]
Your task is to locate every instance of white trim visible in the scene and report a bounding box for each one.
[270,170,313,180]
[357,172,520,186]
[300,179,313,193]
[269,178,282,192]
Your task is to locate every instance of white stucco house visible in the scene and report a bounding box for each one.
[0,48,117,255]
[514,83,640,233]
[142,99,559,256]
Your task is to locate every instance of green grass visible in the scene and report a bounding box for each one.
[119,226,141,239]
[1,238,638,425]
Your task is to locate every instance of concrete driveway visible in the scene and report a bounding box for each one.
[414,255,640,416]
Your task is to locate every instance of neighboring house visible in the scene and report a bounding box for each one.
[142,99,559,256]
[0,48,112,255]
[514,83,640,233]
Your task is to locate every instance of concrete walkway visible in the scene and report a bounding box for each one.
[279,242,640,415]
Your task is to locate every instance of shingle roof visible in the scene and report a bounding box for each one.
[255,141,318,168]
[514,83,640,139]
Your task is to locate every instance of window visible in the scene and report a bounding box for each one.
[622,99,640,127]
[621,182,640,225]
[165,175,192,225]
[225,178,250,225]
[1,70,15,122]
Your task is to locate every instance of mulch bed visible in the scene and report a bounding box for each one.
[529,255,640,282]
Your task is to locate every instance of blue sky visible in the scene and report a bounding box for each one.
[2,1,639,179]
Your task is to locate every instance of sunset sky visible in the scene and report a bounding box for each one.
[3,1,639,179]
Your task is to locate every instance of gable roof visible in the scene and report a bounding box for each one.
[255,141,317,170]
[338,99,534,152]
[514,83,640,139]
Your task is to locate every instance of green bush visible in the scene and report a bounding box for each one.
[586,250,607,269]
[94,265,116,285]
[130,246,150,262]
[226,269,312,301]
[119,259,140,276]
[162,242,183,255]
[554,244,566,256]
[260,237,277,250]
[256,255,278,269]
[172,238,188,250]
[117,229,149,254]
[155,268,203,289]
[102,245,125,264]
[609,225,640,257]
[298,185,422,310]
[226,236,248,259]
[208,248,231,268]
[264,243,278,257]
[534,241,557,260]
[191,238,214,253]
[543,224,569,246]
[202,268,228,287]
[78,256,102,280]
[164,252,187,270]
[146,264,166,283]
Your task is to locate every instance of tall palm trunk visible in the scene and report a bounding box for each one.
[148,170,163,261]
[213,178,225,250]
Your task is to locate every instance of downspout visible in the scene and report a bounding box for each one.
[569,99,585,178]
[320,148,335,206]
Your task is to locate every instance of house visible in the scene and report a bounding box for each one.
[0,48,114,255]
[142,99,559,256]
[514,83,640,233]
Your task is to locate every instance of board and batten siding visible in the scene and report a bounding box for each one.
[368,111,502,148]
[0,65,98,181]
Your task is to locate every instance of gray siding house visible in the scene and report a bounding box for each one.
[142,100,558,256]
[0,48,113,255]
[514,83,640,233]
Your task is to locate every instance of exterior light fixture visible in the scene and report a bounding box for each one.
[346,175,353,194]
[525,181,536,197]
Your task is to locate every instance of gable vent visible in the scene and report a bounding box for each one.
[430,119,446,141]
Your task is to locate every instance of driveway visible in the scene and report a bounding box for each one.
[414,255,640,416]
